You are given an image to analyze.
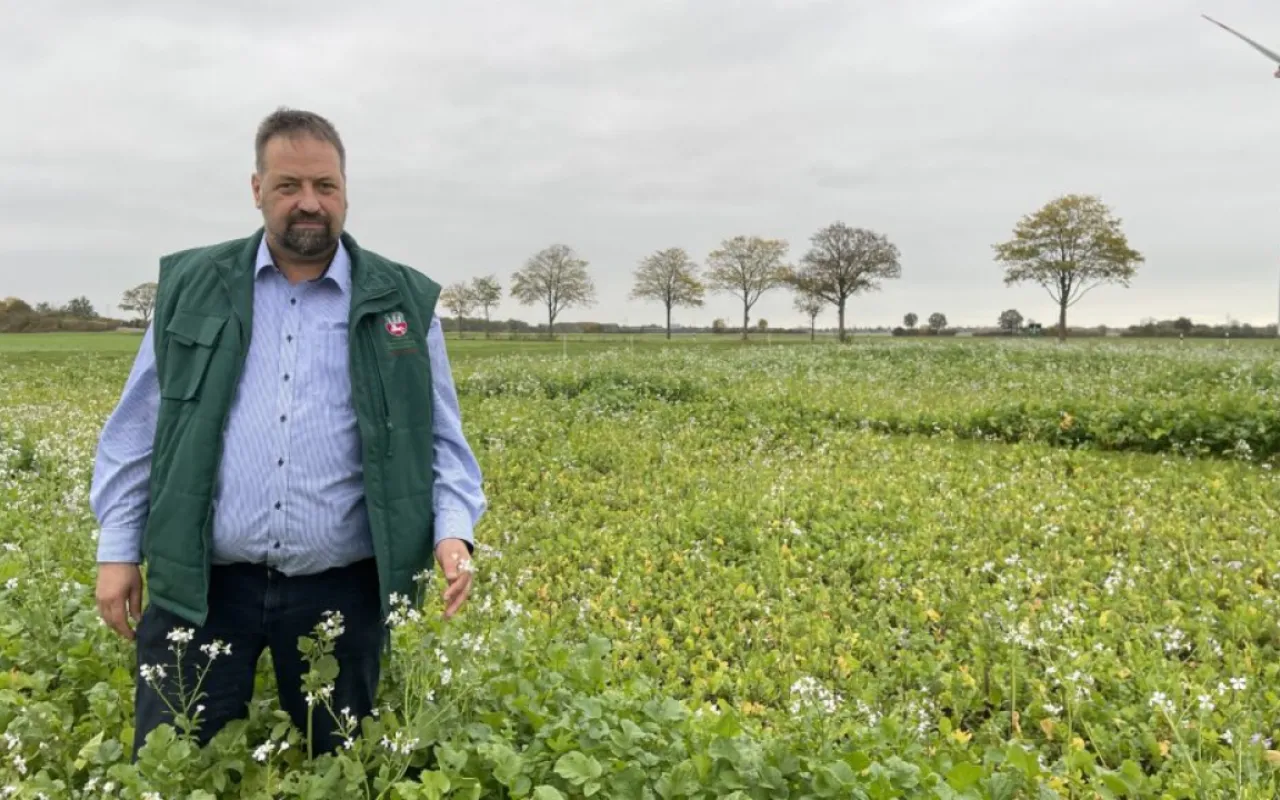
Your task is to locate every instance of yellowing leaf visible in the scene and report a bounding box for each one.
[1040,718,1055,740]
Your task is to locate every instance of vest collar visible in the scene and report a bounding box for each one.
[212,228,400,318]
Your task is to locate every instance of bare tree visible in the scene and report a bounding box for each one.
[119,282,158,326]
[470,275,502,339]
[993,194,1143,343]
[510,244,595,338]
[440,282,477,336]
[794,289,824,342]
[630,248,705,339]
[705,235,788,340]
[784,223,902,342]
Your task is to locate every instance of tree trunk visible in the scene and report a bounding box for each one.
[548,305,555,340]
[457,314,464,338]
[484,307,490,339]
[838,298,847,343]
[666,304,672,340]
[1058,301,1068,343]
[810,318,815,342]
[742,303,749,341]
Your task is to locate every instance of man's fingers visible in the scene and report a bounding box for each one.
[442,574,471,619]
[101,598,134,640]
[128,582,143,622]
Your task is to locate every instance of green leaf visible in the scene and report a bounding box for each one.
[946,762,983,791]
[554,751,604,785]
[533,787,567,800]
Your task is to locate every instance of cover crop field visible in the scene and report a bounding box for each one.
[1,336,1279,798]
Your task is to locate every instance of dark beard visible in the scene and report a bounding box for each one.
[282,219,335,257]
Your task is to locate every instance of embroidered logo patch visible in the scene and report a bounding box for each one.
[384,312,408,338]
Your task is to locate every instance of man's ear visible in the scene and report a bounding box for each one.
[251,172,262,209]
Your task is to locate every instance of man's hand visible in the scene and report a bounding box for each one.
[96,562,143,640]
[435,539,474,619]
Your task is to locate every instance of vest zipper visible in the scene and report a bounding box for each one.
[213,280,249,584]
[359,313,394,458]
[352,284,400,459]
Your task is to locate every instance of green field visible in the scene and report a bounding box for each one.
[1,334,1278,797]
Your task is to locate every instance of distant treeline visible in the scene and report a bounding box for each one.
[3,298,1276,340]
[1120,317,1278,338]
[0,297,129,333]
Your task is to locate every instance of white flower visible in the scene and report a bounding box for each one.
[380,730,419,756]
[1148,692,1174,715]
[306,685,334,707]
[200,640,231,660]
[166,628,195,645]
[318,611,345,641]
[1230,677,1247,692]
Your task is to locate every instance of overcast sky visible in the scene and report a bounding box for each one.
[4,0,1280,330]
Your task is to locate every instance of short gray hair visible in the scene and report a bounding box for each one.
[254,107,346,174]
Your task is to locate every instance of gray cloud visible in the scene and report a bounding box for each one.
[4,0,1280,330]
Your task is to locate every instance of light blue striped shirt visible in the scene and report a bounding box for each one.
[90,237,486,574]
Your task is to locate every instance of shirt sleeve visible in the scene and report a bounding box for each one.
[426,315,487,551]
[89,324,160,563]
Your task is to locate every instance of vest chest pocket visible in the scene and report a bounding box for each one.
[159,311,228,401]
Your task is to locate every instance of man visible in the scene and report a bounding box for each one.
[90,107,486,757]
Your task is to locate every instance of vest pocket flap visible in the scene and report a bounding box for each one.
[166,311,227,348]
[160,311,227,401]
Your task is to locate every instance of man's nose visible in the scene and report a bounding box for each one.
[297,185,321,212]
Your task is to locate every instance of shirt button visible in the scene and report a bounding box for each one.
[280,414,287,422]
[290,298,297,306]
[274,542,281,549]
[286,335,293,343]
[283,374,290,381]
[278,458,285,466]
[275,501,282,510]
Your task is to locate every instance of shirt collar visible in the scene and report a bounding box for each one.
[255,232,351,295]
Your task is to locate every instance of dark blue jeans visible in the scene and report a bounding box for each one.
[132,558,384,758]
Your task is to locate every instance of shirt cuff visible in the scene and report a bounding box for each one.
[433,507,475,553]
[96,527,143,563]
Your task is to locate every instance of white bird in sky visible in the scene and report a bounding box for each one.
[1202,14,1280,78]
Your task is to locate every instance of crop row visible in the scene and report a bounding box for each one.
[460,341,1280,462]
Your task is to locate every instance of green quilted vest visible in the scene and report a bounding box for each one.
[145,228,442,627]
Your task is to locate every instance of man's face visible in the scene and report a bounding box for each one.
[251,134,347,260]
